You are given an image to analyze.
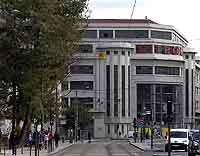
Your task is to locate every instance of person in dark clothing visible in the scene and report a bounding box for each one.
[54,132,60,148]
[88,132,91,143]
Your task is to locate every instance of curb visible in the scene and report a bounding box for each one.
[48,144,73,155]
[128,141,145,151]
[128,141,164,152]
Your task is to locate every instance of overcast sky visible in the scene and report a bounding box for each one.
[88,0,200,53]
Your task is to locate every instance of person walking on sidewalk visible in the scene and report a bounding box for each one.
[88,132,91,143]
[54,132,60,148]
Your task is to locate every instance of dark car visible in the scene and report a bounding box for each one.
[188,132,200,156]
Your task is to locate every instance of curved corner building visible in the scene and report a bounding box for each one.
[63,19,189,138]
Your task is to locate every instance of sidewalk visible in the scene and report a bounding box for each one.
[129,138,165,152]
[0,140,73,156]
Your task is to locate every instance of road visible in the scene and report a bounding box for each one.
[50,140,188,156]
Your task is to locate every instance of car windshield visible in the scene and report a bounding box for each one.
[193,133,200,141]
[170,131,187,138]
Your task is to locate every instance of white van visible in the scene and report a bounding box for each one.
[165,129,190,152]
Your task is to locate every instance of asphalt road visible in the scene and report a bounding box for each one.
[51,140,188,156]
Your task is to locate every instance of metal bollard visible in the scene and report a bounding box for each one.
[3,145,5,156]
[21,145,23,154]
[30,144,32,156]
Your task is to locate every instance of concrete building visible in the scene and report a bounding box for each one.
[61,18,200,138]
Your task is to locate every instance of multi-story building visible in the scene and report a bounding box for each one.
[61,18,200,138]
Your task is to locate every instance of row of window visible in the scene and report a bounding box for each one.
[136,45,183,55]
[136,66,180,75]
[78,44,183,56]
[62,81,93,90]
[66,65,181,76]
[105,50,131,56]
[62,97,93,109]
[84,30,173,40]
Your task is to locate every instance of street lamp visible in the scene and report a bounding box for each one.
[33,119,38,156]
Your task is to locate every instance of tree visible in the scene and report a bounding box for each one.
[64,104,93,130]
[0,0,88,146]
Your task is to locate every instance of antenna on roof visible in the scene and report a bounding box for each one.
[130,0,136,20]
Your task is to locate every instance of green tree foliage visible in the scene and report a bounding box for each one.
[64,104,93,130]
[0,0,88,145]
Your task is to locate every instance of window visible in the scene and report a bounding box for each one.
[128,51,130,56]
[99,30,113,38]
[136,45,153,53]
[106,50,110,55]
[151,30,172,40]
[83,30,97,38]
[70,65,93,74]
[114,51,118,55]
[155,66,180,75]
[185,55,189,59]
[114,65,118,117]
[70,81,93,90]
[136,66,153,74]
[121,51,125,55]
[79,44,93,53]
[122,65,125,116]
[115,30,148,38]
[106,65,111,116]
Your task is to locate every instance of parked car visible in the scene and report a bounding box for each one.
[188,131,200,156]
[165,129,190,152]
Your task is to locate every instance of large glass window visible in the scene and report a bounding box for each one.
[114,65,118,117]
[83,30,97,38]
[137,84,183,126]
[136,66,153,74]
[128,66,130,116]
[106,65,111,116]
[122,65,125,116]
[79,44,93,53]
[70,65,93,74]
[154,45,182,55]
[136,45,153,53]
[70,81,93,90]
[151,30,172,40]
[115,30,148,38]
[99,30,113,38]
[155,66,180,75]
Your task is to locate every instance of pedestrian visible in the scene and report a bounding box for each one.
[54,132,60,148]
[88,132,91,143]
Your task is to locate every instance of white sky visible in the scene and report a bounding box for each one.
[88,0,200,53]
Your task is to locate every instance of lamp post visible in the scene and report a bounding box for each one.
[74,90,79,142]
[166,93,173,156]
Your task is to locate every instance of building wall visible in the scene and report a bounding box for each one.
[62,19,191,138]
